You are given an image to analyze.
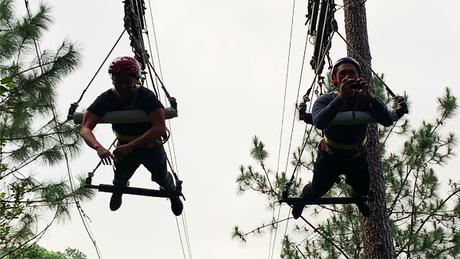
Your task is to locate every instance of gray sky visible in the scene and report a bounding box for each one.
[14,0,460,258]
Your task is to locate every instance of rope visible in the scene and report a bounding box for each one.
[267,207,275,258]
[284,28,334,195]
[298,213,350,258]
[141,3,193,258]
[269,205,283,259]
[146,59,173,99]
[144,2,162,97]
[270,1,335,256]
[86,139,117,182]
[276,0,297,175]
[181,210,193,259]
[75,29,126,104]
[276,9,338,258]
[147,0,165,80]
[175,216,188,259]
[284,28,336,184]
[272,21,313,259]
[335,30,397,97]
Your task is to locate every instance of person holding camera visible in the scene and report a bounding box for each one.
[292,57,394,219]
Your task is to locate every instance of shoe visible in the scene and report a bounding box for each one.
[356,202,370,217]
[170,196,183,216]
[291,200,305,219]
[109,192,123,211]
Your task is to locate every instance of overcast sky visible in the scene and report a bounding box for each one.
[13,0,460,258]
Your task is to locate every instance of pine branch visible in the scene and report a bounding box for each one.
[238,217,292,240]
[2,209,58,258]
[298,215,350,259]
[397,187,460,257]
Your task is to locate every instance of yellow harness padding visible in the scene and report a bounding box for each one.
[323,136,368,151]
[113,131,141,142]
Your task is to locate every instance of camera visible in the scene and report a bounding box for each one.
[351,83,363,90]
[350,80,366,90]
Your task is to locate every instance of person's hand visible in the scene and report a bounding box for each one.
[298,102,307,111]
[355,78,375,103]
[96,146,115,165]
[169,96,177,109]
[298,102,308,121]
[394,96,409,118]
[337,78,356,99]
[113,144,134,159]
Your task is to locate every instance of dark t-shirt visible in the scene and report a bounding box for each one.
[87,87,163,137]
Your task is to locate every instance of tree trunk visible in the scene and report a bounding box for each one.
[342,1,396,258]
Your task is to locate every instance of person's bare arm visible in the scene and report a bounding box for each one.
[80,111,114,165]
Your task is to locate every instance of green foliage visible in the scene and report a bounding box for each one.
[235,76,459,258]
[0,76,16,96]
[3,244,87,259]
[280,236,302,259]
[0,1,93,257]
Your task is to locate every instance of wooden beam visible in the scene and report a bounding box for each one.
[85,184,173,198]
[281,196,372,206]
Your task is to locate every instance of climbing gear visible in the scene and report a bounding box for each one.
[323,136,367,151]
[113,131,141,143]
[309,0,336,75]
[331,57,361,75]
[108,56,141,78]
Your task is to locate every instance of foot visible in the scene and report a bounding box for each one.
[109,192,123,211]
[291,200,305,219]
[356,202,370,217]
[170,196,183,216]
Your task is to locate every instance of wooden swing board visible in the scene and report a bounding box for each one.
[85,184,172,198]
[281,196,371,206]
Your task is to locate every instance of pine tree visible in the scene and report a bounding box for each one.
[342,0,396,257]
[11,244,87,259]
[234,78,460,258]
[0,1,93,257]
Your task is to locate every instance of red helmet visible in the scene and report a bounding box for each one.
[108,56,141,78]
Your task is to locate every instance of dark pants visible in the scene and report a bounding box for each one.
[113,145,175,191]
[301,145,370,199]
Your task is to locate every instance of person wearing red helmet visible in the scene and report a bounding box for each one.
[80,56,183,216]
[292,57,394,219]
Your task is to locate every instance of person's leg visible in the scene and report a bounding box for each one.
[345,154,370,197]
[110,151,141,211]
[292,149,340,219]
[141,146,183,216]
[345,154,370,217]
[141,146,175,190]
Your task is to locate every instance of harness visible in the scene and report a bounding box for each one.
[320,136,367,158]
[113,131,141,143]
[323,135,367,151]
